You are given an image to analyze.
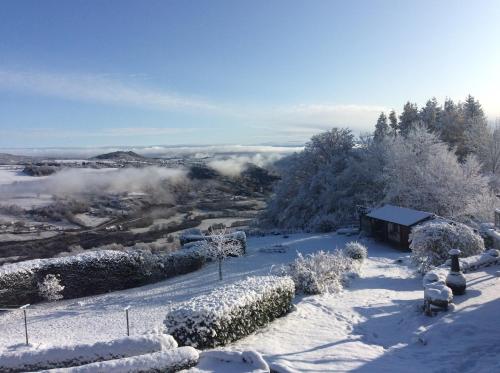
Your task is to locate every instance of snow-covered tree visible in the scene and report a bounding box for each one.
[480,122,500,175]
[38,274,65,301]
[419,97,442,133]
[374,112,389,142]
[398,102,420,137]
[388,110,399,136]
[461,95,489,160]
[383,125,491,221]
[263,128,355,229]
[410,220,485,272]
[201,228,242,281]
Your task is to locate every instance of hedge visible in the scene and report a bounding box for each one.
[164,275,295,348]
[0,334,177,373]
[40,346,199,373]
[0,248,205,307]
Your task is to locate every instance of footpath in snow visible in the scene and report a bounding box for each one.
[0,233,499,372]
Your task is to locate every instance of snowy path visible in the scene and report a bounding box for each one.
[0,233,499,372]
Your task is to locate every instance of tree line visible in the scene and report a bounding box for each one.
[262,95,497,231]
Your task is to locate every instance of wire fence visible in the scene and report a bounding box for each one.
[0,304,132,347]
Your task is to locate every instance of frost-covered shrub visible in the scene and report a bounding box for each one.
[38,274,65,301]
[277,250,356,295]
[343,241,368,261]
[0,334,177,372]
[410,221,485,272]
[312,216,338,233]
[0,248,205,307]
[164,276,295,348]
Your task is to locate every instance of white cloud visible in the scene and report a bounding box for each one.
[248,103,388,139]
[0,68,388,141]
[0,69,219,112]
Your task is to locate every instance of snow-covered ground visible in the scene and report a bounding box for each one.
[0,165,49,186]
[0,233,498,372]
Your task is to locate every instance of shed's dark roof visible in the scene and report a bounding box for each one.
[366,205,433,226]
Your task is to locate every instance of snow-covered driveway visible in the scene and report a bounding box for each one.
[0,233,498,372]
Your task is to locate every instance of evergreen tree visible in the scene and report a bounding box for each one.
[398,102,420,136]
[373,112,389,141]
[461,95,489,159]
[419,97,442,133]
[439,98,463,153]
[388,110,398,136]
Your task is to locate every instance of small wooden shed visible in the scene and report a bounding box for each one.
[361,205,433,249]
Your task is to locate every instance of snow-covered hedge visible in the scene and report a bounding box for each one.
[0,248,205,306]
[343,241,367,261]
[164,275,295,348]
[276,250,358,294]
[42,346,199,373]
[410,221,485,272]
[0,334,177,373]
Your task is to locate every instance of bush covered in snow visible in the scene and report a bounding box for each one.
[45,346,199,373]
[37,274,65,301]
[276,250,357,295]
[0,334,177,372]
[164,275,295,348]
[410,221,485,272]
[0,248,205,307]
[343,241,368,261]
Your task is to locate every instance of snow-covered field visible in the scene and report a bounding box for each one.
[0,233,498,372]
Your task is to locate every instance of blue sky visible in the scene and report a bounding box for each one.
[1,0,499,148]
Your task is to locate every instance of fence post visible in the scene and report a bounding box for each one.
[20,304,30,345]
[124,306,131,336]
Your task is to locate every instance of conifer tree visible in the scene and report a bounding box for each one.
[374,112,389,141]
[398,102,420,137]
[388,110,398,136]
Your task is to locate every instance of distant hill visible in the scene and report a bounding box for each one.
[0,153,33,164]
[92,151,146,161]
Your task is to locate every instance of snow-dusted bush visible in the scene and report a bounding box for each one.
[0,248,205,307]
[343,241,368,261]
[44,347,199,373]
[410,221,485,272]
[0,334,177,372]
[164,276,295,348]
[38,274,65,301]
[277,250,357,295]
